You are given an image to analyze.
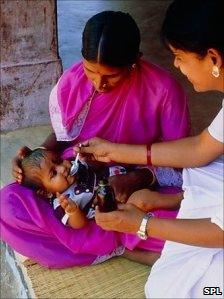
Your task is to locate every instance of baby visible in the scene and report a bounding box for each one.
[20,148,156,229]
[21,148,183,230]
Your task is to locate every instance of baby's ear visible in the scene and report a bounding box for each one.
[36,189,53,199]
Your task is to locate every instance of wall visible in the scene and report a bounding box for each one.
[1,0,62,131]
[1,0,222,133]
[57,0,223,135]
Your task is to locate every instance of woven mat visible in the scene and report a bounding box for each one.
[22,257,150,298]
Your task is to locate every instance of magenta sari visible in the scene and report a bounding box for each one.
[1,59,189,268]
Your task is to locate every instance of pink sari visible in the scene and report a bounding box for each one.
[50,59,190,157]
[1,59,189,268]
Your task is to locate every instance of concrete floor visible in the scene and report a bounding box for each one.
[1,125,51,299]
[1,243,30,299]
[1,0,223,298]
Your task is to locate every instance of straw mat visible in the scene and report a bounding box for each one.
[22,257,150,298]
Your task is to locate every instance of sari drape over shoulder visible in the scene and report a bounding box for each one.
[50,59,190,158]
[1,59,190,268]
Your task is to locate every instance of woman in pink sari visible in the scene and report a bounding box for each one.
[2,11,189,268]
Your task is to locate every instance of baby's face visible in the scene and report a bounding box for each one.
[33,152,76,194]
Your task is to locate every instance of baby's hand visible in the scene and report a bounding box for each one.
[56,193,78,215]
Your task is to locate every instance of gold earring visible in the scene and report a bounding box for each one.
[212,65,220,78]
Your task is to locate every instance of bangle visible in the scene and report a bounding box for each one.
[147,144,152,166]
[66,210,76,216]
[136,167,156,186]
[147,168,156,186]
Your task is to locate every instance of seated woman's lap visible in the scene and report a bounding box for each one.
[0,183,123,267]
[0,180,180,267]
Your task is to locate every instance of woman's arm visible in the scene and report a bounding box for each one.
[127,189,183,211]
[78,129,223,168]
[78,138,147,164]
[148,217,223,248]
[95,204,223,248]
[151,129,223,168]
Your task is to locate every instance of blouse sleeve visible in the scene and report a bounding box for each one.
[160,79,190,141]
[208,107,224,143]
[211,209,224,230]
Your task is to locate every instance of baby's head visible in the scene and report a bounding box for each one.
[21,148,76,195]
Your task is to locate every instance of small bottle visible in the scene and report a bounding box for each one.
[96,179,117,212]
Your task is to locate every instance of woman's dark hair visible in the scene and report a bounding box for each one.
[161,0,224,59]
[81,11,141,67]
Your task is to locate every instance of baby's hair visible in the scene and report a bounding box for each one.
[21,148,47,190]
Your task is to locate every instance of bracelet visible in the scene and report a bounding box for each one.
[65,210,76,216]
[136,166,156,186]
[147,144,152,166]
[147,168,156,186]
[136,212,154,240]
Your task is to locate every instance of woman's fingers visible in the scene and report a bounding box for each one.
[12,146,31,182]
[95,203,143,233]
[12,156,23,182]
[17,146,31,158]
[116,193,127,204]
[73,137,113,162]
[95,206,118,227]
[74,138,96,153]
[12,157,22,173]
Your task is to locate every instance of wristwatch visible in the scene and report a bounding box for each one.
[136,213,154,240]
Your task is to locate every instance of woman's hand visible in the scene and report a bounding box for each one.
[95,203,145,234]
[12,146,31,183]
[109,175,131,203]
[127,189,158,212]
[109,169,154,203]
[128,190,183,212]
[76,137,147,165]
[75,137,115,163]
